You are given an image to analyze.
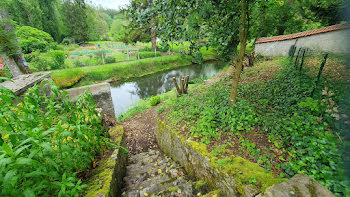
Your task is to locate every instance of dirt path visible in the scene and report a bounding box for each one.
[121,107,159,155]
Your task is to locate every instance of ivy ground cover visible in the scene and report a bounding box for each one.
[159,56,349,196]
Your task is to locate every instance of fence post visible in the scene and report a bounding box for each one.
[137,48,140,60]
[294,48,302,68]
[311,54,329,97]
[299,49,306,72]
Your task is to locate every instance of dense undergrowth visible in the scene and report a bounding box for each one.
[162,56,349,196]
[0,80,113,196]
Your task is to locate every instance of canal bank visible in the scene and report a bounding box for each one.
[111,61,227,117]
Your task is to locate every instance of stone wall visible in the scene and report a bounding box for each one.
[255,28,350,56]
[155,121,335,197]
[84,126,128,197]
[65,82,116,121]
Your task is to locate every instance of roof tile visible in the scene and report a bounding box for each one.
[256,24,349,44]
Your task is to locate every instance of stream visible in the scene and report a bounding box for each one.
[110,61,226,116]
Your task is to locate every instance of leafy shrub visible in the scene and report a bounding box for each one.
[50,50,68,69]
[139,51,161,59]
[159,42,170,52]
[150,96,161,106]
[0,80,113,196]
[105,56,116,64]
[139,47,152,52]
[16,26,55,54]
[61,38,73,45]
[73,60,86,67]
[30,50,68,71]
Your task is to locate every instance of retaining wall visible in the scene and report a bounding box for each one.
[155,120,335,197]
[65,82,116,120]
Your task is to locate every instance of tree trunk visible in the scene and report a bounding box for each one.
[230,0,248,105]
[0,9,30,77]
[151,18,157,52]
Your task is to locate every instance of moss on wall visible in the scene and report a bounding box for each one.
[156,120,281,196]
[84,125,128,197]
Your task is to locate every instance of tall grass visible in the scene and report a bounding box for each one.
[52,55,192,88]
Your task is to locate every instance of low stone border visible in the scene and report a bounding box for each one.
[65,82,116,120]
[84,125,128,197]
[155,120,335,197]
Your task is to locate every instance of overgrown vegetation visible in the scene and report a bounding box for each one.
[160,56,349,196]
[0,80,114,196]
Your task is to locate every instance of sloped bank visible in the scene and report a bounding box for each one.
[84,126,128,197]
[155,121,335,197]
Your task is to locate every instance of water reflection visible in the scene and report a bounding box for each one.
[110,61,226,116]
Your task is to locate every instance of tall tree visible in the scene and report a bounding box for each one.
[128,0,158,50]
[0,8,30,77]
[62,0,88,43]
[230,0,248,105]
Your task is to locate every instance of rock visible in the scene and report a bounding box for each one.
[257,174,336,197]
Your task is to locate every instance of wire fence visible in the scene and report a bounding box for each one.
[288,45,329,97]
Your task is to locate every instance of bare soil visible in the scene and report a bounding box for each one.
[121,107,159,154]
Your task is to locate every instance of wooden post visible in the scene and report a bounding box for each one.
[184,76,190,94]
[137,48,140,60]
[311,54,328,97]
[180,76,184,94]
[172,77,181,95]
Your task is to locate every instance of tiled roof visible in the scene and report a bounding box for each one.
[256,24,349,44]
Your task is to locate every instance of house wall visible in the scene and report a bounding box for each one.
[255,28,350,56]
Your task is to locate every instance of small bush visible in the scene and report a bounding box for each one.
[139,52,161,59]
[150,96,161,106]
[30,50,67,71]
[139,47,152,52]
[105,56,116,64]
[50,50,68,70]
[61,38,72,45]
[73,60,86,67]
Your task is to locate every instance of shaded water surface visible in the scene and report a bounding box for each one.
[110,61,226,116]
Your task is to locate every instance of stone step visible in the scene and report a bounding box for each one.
[122,150,195,197]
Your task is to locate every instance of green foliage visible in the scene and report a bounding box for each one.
[29,50,68,71]
[61,0,89,43]
[139,51,161,59]
[0,80,112,196]
[16,26,55,54]
[150,96,161,106]
[109,14,128,42]
[61,38,73,45]
[52,55,192,88]
[105,56,116,64]
[166,57,348,196]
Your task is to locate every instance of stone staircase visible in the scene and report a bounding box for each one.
[122,150,195,197]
